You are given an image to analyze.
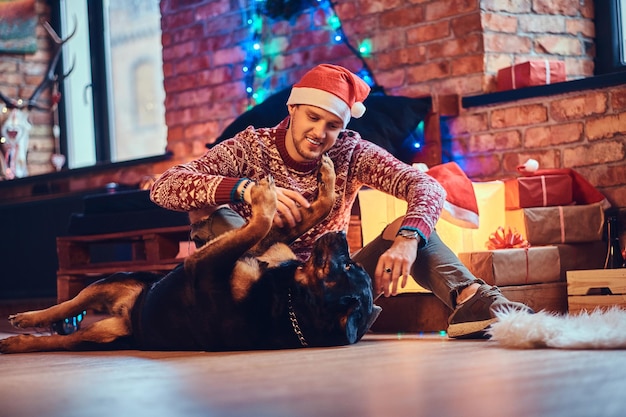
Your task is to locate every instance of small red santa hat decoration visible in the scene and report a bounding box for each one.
[287,64,371,128]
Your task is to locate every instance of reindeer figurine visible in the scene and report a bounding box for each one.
[0,21,75,180]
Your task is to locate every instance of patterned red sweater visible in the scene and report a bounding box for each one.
[150,118,446,261]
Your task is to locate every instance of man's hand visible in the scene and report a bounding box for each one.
[374,236,419,298]
[273,187,310,228]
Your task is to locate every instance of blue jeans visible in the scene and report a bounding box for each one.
[190,207,477,310]
[190,206,246,248]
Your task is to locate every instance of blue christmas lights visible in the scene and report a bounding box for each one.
[241,0,379,106]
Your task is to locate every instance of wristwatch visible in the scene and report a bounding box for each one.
[396,229,420,240]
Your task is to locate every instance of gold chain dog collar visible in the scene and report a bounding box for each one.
[288,289,308,347]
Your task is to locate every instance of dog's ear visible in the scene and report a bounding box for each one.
[363,304,382,335]
[341,296,382,344]
[355,304,382,341]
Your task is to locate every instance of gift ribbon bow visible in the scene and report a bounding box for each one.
[486,226,530,250]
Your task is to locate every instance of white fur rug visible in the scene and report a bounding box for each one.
[487,306,626,349]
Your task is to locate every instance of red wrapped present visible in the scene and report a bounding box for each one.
[497,60,566,91]
[515,167,610,209]
[505,174,573,209]
[459,246,561,286]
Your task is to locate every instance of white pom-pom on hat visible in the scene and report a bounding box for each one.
[517,158,539,173]
[351,101,366,118]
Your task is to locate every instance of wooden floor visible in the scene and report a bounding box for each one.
[1,302,626,417]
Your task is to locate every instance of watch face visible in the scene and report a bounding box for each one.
[399,230,418,239]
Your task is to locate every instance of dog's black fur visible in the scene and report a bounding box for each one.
[0,155,379,353]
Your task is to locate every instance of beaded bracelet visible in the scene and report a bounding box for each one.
[231,178,252,203]
[239,179,253,203]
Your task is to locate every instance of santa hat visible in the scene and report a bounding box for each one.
[426,162,480,229]
[287,64,370,128]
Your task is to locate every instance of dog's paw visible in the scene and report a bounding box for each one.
[0,335,34,354]
[8,312,45,329]
[0,338,11,354]
[250,177,277,220]
[317,154,336,191]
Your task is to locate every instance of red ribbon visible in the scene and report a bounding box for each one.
[486,226,530,250]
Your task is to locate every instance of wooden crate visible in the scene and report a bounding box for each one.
[56,225,190,269]
[370,292,451,333]
[501,282,568,314]
[567,269,626,314]
[56,225,191,303]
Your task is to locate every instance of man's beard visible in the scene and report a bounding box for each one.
[289,122,321,162]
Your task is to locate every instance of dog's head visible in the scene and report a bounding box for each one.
[295,231,380,346]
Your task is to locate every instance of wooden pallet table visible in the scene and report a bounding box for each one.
[56,225,191,303]
[567,269,626,314]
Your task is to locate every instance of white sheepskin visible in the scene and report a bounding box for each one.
[487,306,626,349]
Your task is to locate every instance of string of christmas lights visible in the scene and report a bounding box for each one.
[242,0,265,105]
[320,0,380,91]
[241,0,381,107]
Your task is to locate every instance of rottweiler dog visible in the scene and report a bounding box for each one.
[0,155,379,354]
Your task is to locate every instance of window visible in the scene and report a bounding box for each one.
[54,0,167,169]
[595,0,626,75]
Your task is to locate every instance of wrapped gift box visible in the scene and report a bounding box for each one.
[370,293,451,333]
[497,60,566,91]
[506,203,605,245]
[459,246,561,286]
[505,174,573,209]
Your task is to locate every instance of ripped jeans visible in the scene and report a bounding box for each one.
[190,207,479,310]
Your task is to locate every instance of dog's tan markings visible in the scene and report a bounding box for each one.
[231,243,297,301]
[293,266,310,285]
[295,261,326,286]
[257,243,297,267]
[231,257,262,302]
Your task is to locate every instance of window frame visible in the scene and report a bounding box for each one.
[50,0,110,165]
[50,0,167,169]
[594,0,626,75]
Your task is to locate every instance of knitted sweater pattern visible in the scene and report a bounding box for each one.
[151,119,446,261]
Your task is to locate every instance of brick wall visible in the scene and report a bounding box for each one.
[444,85,626,206]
